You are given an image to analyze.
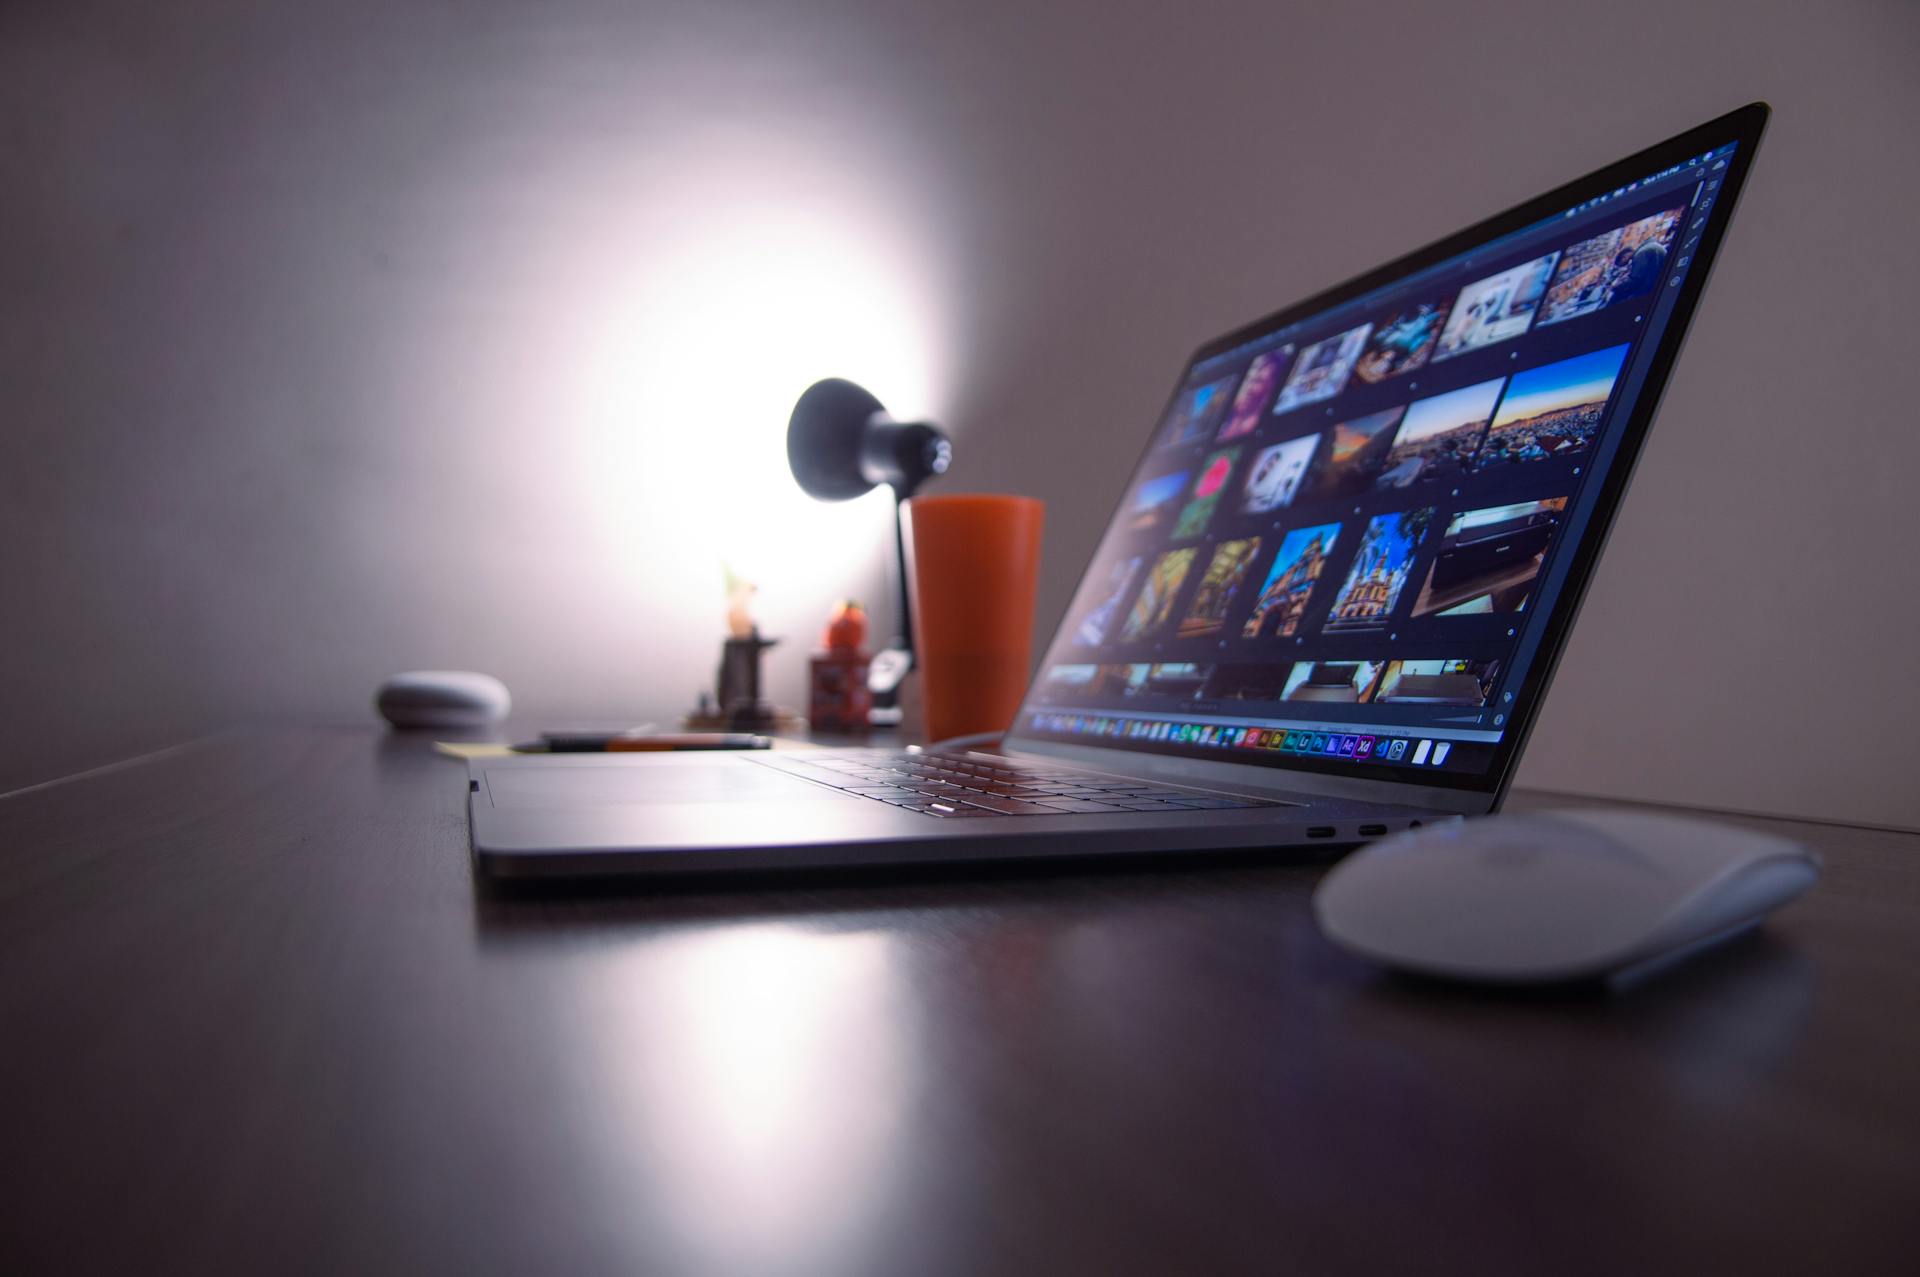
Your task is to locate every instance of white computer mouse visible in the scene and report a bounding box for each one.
[375,671,511,729]
[1313,808,1820,986]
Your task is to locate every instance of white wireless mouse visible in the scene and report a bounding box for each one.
[375,671,511,729]
[1313,808,1820,986]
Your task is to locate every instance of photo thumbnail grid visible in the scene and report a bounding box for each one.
[1042,656,1503,712]
[1094,336,1631,650]
[1144,340,1631,524]
[1052,191,1688,749]
[1142,335,1629,539]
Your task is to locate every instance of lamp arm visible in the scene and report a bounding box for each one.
[890,488,914,665]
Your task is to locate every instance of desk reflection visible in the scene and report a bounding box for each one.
[572,924,910,1271]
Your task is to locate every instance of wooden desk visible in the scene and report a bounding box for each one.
[2,727,1915,1275]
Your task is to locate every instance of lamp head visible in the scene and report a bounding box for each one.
[787,378,950,502]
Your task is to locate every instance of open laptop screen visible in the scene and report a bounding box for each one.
[1010,107,1763,793]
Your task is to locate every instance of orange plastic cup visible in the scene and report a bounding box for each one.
[902,494,1046,744]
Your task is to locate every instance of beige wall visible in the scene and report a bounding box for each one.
[4,0,1916,826]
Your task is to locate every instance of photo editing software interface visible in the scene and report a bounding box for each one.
[1021,142,1740,783]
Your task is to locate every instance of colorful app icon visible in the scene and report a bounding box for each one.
[1357,735,1375,759]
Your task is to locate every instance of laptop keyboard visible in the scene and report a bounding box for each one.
[798,751,1278,818]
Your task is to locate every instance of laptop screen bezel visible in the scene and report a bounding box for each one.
[1001,102,1770,806]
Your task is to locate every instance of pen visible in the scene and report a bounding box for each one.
[517,731,774,753]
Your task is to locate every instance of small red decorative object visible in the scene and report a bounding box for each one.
[810,600,872,732]
[823,599,869,652]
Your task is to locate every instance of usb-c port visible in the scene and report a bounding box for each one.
[1307,825,1337,839]
[1358,823,1388,836]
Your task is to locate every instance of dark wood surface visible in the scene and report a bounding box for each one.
[2,727,1916,1275]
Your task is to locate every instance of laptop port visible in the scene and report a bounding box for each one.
[1307,826,1337,839]
[1358,824,1388,836]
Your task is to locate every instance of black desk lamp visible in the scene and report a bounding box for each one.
[787,378,951,723]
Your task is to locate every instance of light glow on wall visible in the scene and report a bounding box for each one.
[562,173,948,644]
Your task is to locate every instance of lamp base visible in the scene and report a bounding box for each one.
[867,646,913,728]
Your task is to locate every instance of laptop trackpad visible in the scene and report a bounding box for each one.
[483,761,858,809]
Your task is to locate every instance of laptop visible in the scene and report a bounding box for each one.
[469,103,1768,880]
